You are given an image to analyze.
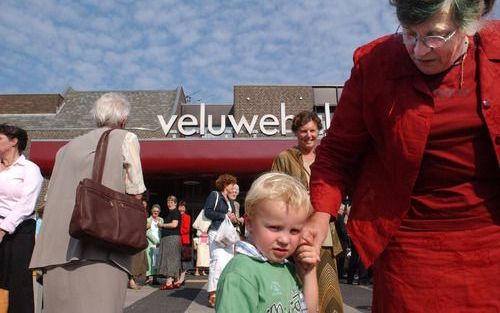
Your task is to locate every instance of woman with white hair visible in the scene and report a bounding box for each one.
[30,93,146,313]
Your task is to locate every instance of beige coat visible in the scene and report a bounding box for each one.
[30,128,133,273]
[271,147,310,189]
[271,147,343,254]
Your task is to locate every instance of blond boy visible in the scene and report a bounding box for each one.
[216,172,319,313]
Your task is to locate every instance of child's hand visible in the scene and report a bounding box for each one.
[294,233,320,275]
[295,243,319,274]
[296,231,320,264]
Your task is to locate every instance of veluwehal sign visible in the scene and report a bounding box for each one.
[157,102,332,136]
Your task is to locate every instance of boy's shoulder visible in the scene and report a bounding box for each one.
[223,253,264,273]
[223,254,297,279]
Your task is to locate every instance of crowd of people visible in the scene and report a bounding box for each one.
[1,1,499,312]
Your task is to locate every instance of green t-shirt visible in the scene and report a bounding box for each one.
[216,254,306,313]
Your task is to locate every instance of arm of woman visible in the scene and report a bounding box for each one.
[122,132,146,196]
[160,219,179,229]
[202,191,226,221]
[0,161,43,236]
[308,50,370,248]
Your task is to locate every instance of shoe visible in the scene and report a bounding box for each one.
[173,280,185,288]
[144,278,153,285]
[194,272,200,276]
[160,283,174,290]
[128,281,140,289]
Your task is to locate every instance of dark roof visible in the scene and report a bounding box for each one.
[0,94,63,114]
[0,87,183,130]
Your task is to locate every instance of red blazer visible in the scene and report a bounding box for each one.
[310,21,500,267]
[180,213,191,245]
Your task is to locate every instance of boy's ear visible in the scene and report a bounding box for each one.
[244,215,252,232]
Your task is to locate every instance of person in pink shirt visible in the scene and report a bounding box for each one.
[0,124,43,313]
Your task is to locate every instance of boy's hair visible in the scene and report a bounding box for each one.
[245,172,313,217]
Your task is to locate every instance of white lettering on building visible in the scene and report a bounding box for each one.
[157,102,332,137]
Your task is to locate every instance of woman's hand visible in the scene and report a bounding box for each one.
[298,212,331,257]
[304,212,331,249]
[227,212,238,224]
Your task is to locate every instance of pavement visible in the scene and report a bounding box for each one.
[124,275,372,313]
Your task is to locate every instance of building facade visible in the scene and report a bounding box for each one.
[0,85,342,216]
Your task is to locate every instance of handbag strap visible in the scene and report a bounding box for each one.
[214,191,219,209]
[91,128,114,183]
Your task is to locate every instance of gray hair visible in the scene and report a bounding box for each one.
[91,92,131,127]
[389,0,496,34]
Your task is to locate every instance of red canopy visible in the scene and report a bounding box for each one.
[30,138,296,177]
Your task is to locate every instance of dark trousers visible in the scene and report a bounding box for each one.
[347,244,369,284]
[336,251,347,279]
[0,219,36,313]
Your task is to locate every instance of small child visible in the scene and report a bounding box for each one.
[216,172,319,313]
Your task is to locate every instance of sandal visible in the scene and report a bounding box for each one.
[128,280,141,290]
[159,283,174,290]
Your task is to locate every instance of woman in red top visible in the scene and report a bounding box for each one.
[178,200,192,286]
[301,1,500,312]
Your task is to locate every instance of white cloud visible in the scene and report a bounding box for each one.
[0,0,498,102]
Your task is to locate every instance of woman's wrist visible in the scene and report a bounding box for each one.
[0,229,6,243]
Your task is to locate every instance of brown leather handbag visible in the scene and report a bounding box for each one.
[69,129,148,255]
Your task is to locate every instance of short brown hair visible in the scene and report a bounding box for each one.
[167,195,177,204]
[291,111,323,134]
[215,174,237,191]
[0,124,28,153]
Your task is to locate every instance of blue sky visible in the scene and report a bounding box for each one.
[1,1,498,103]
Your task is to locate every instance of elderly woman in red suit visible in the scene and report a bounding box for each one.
[301,1,500,312]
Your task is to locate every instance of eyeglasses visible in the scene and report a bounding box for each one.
[397,25,457,49]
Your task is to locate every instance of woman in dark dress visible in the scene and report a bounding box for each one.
[157,195,182,290]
